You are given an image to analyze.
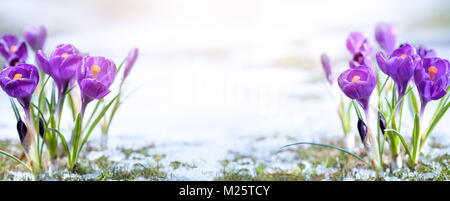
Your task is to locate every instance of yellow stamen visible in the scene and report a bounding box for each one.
[428,66,438,81]
[400,54,407,59]
[13,73,22,80]
[352,75,361,82]
[62,53,69,58]
[10,45,16,52]
[91,65,101,78]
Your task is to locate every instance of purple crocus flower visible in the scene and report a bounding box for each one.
[338,65,377,117]
[0,34,28,61]
[24,26,47,52]
[36,44,82,98]
[320,53,333,84]
[77,56,116,116]
[414,57,449,116]
[417,45,437,60]
[122,47,138,83]
[346,32,374,56]
[376,43,421,99]
[0,63,39,120]
[375,23,397,56]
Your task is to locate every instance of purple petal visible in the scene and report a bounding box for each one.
[80,79,111,99]
[24,26,47,52]
[36,50,52,75]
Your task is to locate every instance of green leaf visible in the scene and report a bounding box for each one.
[48,128,72,163]
[378,76,390,96]
[38,76,51,112]
[84,99,104,130]
[9,98,20,121]
[0,150,33,173]
[30,104,45,166]
[392,87,412,112]
[430,91,450,124]
[50,83,56,113]
[412,114,420,153]
[351,100,363,120]
[116,58,127,74]
[67,93,77,121]
[55,86,75,128]
[31,103,48,126]
[421,100,450,151]
[408,89,419,117]
[79,94,120,154]
[71,113,83,165]
[105,92,122,134]
[279,142,369,165]
[384,129,412,160]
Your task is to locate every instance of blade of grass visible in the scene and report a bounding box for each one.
[83,99,104,130]
[279,142,369,165]
[79,94,119,154]
[0,150,33,173]
[421,100,450,151]
[384,129,412,160]
[48,128,72,164]
[9,98,21,121]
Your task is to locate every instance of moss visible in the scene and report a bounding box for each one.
[120,144,154,159]
[170,161,196,170]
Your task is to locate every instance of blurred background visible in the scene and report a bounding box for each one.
[1,0,449,179]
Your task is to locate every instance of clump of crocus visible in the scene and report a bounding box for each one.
[0,26,138,176]
[375,23,397,56]
[0,34,28,62]
[376,43,421,99]
[414,57,449,116]
[338,65,377,118]
[24,26,47,52]
[77,56,117,117]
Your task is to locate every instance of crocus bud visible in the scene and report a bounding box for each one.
[378,112,385,132]
[357,118,367,142]
[375,23,397,56]
[122,47,138,83]
[320,53,333,85]
[378,112,388,143]
[24,26,47,52]
[16,118,27,144]
[38,118,45,139]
